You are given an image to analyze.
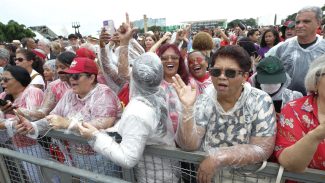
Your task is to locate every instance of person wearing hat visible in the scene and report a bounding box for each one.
[78,52,177,182]
[16,57,123,178]
[249,56,303,114]
[280,20,296,40]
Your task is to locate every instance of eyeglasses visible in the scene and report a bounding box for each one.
[67,73,90,80]
[0,77,14,82]
[209,68,243,78]
[160,55,179,61]
[14,57,25,62]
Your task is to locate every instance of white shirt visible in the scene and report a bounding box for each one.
[30,69,45,87]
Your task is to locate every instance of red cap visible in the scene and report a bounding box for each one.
[76,47,96,60]
[59,57,98,74]
[32,49,46,60]
[283,20,295,28]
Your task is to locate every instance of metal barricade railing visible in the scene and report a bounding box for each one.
[0,147,129,183]
[0,130,324,183]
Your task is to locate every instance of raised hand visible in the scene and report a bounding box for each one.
[117,13,138,46]
[99,28,111,48]
[172,74,197,108]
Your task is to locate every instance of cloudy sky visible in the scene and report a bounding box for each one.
[1,0,324,37]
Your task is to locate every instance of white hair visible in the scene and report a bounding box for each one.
[305,54,325,93]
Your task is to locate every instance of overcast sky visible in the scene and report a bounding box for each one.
[1,0,324,37]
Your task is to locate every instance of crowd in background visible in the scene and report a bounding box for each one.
[0,5,324,183]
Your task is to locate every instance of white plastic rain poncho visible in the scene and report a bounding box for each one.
[89,52,177,183]
[176,83,277,182]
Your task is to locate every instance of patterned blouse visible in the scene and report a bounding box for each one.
[194,83,276,151]
[274,95,325,170]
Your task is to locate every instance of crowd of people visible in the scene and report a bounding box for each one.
[0,5,324,183]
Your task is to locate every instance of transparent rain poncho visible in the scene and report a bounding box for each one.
[175,83,277,180]
[89,52,177,182]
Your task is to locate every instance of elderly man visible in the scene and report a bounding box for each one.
[274,6,325,95]
[37,39,55,60]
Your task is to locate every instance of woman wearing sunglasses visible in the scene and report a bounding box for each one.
[9,51,75,121]
[15,48,45,90]
[16,57,122,179]
[187,51,212,94]
[173,45,276,183]
[0,65,47,183]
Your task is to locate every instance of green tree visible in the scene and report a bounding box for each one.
[227,18,257,29]
[0,20,35,42]
[148,25,161,32]
[0,22,6,42]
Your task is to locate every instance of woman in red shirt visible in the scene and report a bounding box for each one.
[275,55,325,173]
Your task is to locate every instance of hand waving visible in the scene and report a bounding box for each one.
[172,74,197,108]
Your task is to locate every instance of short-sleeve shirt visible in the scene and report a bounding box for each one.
[194,83,276,151]
[274,95,325,170]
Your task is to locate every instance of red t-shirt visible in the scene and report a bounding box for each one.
[274,95,325,181]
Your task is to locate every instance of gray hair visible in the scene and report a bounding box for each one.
[305,54,325,93]
[38,39,51,48]
[0,48,10,61]
[297,6,323,23]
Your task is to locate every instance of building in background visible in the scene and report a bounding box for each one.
[182,19,227,31]
[29,26,57,40]
[133,17,166,29]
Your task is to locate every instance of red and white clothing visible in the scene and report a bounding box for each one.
[0,85,44,147]
[19,79,71,121]
[275,95,325,170]
[190,72,212,94]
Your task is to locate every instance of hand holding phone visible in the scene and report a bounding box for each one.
[0,99,7,106]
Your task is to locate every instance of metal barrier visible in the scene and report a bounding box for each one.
[0,130,324,183]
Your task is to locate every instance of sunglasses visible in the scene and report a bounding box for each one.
[160,55,179,61]
[67,73,90,80]
[209,68,243,78]
[14,57,25,62]
[0,77,14,82]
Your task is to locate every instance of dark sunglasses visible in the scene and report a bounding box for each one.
[0,77,14,82]
[67,73,90,80]
[14,57,25,62]
[209,68,243,78]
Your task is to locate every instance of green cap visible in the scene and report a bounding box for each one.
[256,56,287,84]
